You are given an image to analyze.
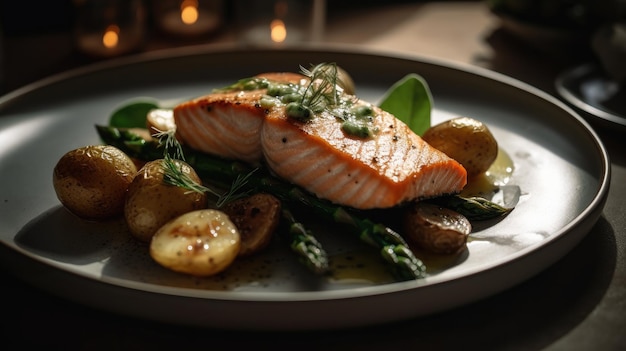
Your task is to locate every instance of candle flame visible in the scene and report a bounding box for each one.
[102,25,120,48]
[270,19,286,43]
[181,0,199,25]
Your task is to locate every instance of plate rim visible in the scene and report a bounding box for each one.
[555,63,626,128]
[0,44,612,329]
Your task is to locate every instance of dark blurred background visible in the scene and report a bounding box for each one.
[1,0,623,96]
[1,0,421,94]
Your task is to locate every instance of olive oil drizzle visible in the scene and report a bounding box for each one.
[462,147,515,198]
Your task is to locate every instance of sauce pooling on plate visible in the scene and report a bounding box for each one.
[461,148,515,198]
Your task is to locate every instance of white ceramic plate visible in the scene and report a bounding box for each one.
[0,46,610,330]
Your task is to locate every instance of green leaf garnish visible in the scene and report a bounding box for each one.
[109,100,159,128]
[378,73,432,136]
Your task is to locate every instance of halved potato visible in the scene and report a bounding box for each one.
[402,202,471,255]
[150,209,241,276]
[146,108,176,136]
[221,193,281,256]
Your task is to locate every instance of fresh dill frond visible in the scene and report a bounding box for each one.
[215,169,257,207]
[152,128,185,160]
[299,62,342,113]
[162,154,218,196]
[154,128,257,206]
[161,153,258,206]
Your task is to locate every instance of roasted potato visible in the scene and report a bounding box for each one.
[124,159,207,242]
[402,202,471,254]
[53,145,137,220]
[221,193,281,256]
[317,64,356,95]
[146,108,176,135]
[422,117,498,178]
[336,65,356,95]
[150,209,241,276]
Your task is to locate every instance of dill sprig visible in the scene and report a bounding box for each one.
[162,154,216,195]
[154,128,254,206]
[299,62,342,113]
[214,169,256,207]
[152,128,185,160]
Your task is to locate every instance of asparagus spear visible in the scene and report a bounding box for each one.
[426,194,513,221]
[281,208,330,275]
[96,125,427,280]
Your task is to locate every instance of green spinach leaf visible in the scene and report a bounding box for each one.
[109,100,159,128]
[378,73,432,136]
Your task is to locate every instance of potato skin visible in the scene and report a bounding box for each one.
[422,117,498,178]
[336,66,356,95]
[53,145,137,220]
[124,159,207,242]
[221,193,281,256]
[402,202,471,255]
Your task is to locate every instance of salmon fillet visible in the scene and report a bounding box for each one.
[173,71,467,209]
[174,73,305,164]
[175,90,267,164]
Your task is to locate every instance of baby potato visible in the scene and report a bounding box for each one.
[146,108,176,136]
[402,202,471,255]
[53,145,137,220]
[317,64,356,95]
[124,159,207,242]
[221,193,281,257]
[150,209,241,277]
[422,117,498,178]
[336,65,356,95]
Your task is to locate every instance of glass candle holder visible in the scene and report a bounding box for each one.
[154,0,224,38]
[73,0,146,58]
[234,0,325,47]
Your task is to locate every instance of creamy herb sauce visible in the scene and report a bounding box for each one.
[218,76,378,138]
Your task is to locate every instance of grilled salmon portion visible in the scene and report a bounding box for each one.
[261,104,467,209]
[173,70,467,209]
[174,72,306,164]
[175,90,267,164]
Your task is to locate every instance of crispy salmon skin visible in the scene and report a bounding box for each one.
[173,66,467,209]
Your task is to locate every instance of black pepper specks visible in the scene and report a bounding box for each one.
[282,137,288,143]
